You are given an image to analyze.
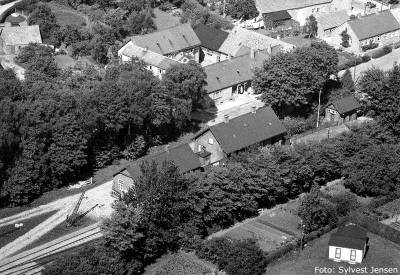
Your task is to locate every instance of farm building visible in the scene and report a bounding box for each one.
[316,10,349,39]
[193,24,229,66]
[203,49,269,104]
[0,25,42,55]
[129,23,201,63]
[112,143,202,197]
[190,106,287,166]
[325,95,361,124]
[328,224,368,264]
[117,42,181,79]
[343,10,400,53]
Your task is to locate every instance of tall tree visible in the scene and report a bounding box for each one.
[304,15,318,38]
[341,68,355,92]
[226,0,258,20]
[253,42,338,117]
[28,3,59,41]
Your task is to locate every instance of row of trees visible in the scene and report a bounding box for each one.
[0,44,208,206]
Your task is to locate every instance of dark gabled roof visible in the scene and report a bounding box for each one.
[119,143,201,179]
[198,106,286,154]
[204,51,269,93]
[131,23,201,55]
[264,10,292,21]
[330,95,361,115]
[193,24,229,51]
[348,10,400,41]
[329,224,367,250]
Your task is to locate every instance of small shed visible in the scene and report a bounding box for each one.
[328,224,368,264]
[325,95,361,124]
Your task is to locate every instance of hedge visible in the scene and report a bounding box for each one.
[338,55,370,71]
[371,46,392,59]
[362,42,379,52]
[348,212,400,245]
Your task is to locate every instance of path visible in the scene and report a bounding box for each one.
[339,47,400,82]
[0,180,114,260]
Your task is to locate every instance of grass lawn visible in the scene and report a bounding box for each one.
[378,198,400,216]
[20,216,97,253]
[47,1,87,28]
[0,210,58,249]
[265,231,400,275]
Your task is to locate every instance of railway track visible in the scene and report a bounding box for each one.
[0,223,103,275]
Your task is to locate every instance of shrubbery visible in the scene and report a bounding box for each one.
[371,45,393,59]
[361,42,379,51]
[338,55,370,71]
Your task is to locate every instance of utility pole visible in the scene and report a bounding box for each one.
[223,0,226,17]
[353,58,357,81]
[316,89,322,128]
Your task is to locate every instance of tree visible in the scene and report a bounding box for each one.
[341,68,355,92]
[298,184,337,233]
[103,161,195,265]
[358,67,386,102]
[253,42,338,117]
[162,61,207,109]
[304,15,318,38]
[341,29,350,48]
[343,144,400,196]
[28,3,59,41]
[124,9,156,35]
[15,43,53,65]
[226,0,258,20]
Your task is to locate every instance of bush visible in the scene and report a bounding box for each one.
[361,42,379,52]
[361,55,371,62]
[282,115,317,137]
[197,238,268,275]
[383,45,392,54]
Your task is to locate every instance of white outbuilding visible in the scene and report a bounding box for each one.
[328,224,368,264]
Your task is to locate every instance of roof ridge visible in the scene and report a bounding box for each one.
[132,23,191,39]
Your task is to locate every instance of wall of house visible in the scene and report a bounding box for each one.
[208,81,252,105]
[112,173,134,197]
[190,131,226,165]
[147,65,165,79]
[288,3,332,25]
[328,246,363,263]
[200,46,229,66]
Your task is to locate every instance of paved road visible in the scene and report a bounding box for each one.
[339,48,400,82]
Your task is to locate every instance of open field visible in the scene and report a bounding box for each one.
[0,210,57,249]
[217,200,301,252]
[265,231,400,275]
[47,1,87,28]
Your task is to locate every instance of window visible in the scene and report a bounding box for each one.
[118,179,124,191]
[335,248,341,259]
[350,250,356,261]
[208,138,214,145]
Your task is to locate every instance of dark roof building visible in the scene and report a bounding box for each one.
[131,23,201,55]
[203,50,269,94]
[193,24,229,51]
[329,224,367,250]
[264,10,292,21]
[347,10,400,41]
[195,106,287,154]
[329,95,361,115]
[118,143,202,179]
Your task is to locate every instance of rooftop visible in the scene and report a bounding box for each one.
[203,50,269,93]
[121,143,201,179]
[348,10,400,41]
[328,224,367,250]
[316,10,349,31]
[330,95,361,115]
[193,24,229,51]
[196,106,287,154]
[0,25,42,46]
[219,26,294,56]
[120,42,181,70]
[264,10,292,21]
[255,0,332,14]
[131,23,201,55]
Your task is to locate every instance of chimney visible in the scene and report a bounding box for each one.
[250,48,255,59]
[252,106,257,113]
[224,114,229,123]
